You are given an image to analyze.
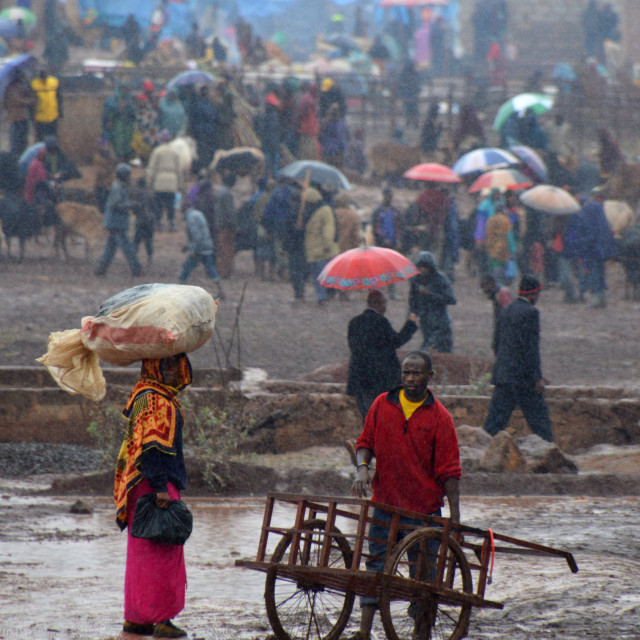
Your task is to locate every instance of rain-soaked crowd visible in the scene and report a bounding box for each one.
[0,4,633,636]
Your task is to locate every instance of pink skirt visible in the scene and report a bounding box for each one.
[124,478,187,624]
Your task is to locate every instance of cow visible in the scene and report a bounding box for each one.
[53,201,106,260]
[604,200,636,240]
[0,194,40,261]
[367,141,423,185]
[604,162,640,211]
[618,225,640,300]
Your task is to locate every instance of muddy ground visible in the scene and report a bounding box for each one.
[2,176,640,639]
[0,481,638,640]
[2,179,640,387]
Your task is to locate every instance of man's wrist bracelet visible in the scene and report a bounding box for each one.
[357,462,369,470]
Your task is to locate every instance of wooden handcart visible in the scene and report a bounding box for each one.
[235,493,578,640]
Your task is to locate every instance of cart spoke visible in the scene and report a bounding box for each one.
[379,529,472,640]
[265,519,355,640]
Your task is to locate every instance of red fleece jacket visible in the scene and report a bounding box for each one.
[356,388,461,515]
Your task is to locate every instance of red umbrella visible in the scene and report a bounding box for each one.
[403,163,461,183]
[317,246,418,290]
[468,168,532,193]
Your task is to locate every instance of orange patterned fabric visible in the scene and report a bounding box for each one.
[114,355,191,530]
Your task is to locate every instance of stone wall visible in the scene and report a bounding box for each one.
[3,368,640,455]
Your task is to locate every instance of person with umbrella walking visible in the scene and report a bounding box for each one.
[347,289,418,423]
[303,187,339,305]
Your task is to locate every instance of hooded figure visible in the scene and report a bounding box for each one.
[408,250,456,352]
[114,353,192,637]
[159,89,187,137]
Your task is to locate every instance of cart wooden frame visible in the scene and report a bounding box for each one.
[235,493,578,640]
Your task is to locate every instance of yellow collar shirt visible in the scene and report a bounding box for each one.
[31,76,59,123]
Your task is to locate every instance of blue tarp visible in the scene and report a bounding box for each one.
[77,0,359,35]
[78,0,196,37]
[236,0,357,18]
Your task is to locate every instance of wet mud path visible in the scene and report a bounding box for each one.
[1,482,638,640]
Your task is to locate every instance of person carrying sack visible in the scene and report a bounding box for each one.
[114,354,193,638]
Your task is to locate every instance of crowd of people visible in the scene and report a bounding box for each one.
[0,8,633,635]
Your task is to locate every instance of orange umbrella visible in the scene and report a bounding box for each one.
[403,163,461,183]
[318,246,418,290]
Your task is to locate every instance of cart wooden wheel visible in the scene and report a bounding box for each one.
[264,518,355,640]
[379,528,473,640]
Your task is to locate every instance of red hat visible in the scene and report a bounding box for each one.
[143,80,155,93]
[265,93,280,107]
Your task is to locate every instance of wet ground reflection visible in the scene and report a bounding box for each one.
[0,493,638,639]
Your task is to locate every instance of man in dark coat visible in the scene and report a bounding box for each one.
[483,275,553,442]
[480,274,513,353]
[189,86,218,172]
[347,289,417,422]
[409,251,456,352]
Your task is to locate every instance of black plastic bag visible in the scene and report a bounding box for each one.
[131,494,193,545]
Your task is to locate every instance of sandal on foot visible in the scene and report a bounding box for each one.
[153,619,187,638]
[123,620,155,635]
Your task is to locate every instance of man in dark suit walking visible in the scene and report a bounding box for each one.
[483,275,554,442]
[346,289,418,422]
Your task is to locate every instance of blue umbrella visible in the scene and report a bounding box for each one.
[18,141,44,176]
[509,145,549,182]
[452,147,520,177]
[18,141,81,181]
[0,53,36,101]
[281,160,351,191]
[166,69,216,89]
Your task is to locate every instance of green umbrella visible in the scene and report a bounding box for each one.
[0,7,37,30]
[493,93,554,131]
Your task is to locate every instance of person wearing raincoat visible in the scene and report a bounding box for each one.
[102,83,136,161]
[408,251,456,352]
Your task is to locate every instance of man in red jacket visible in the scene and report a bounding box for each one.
[351,350,461,640]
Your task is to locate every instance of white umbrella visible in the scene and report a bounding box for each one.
[519,185,580,215]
